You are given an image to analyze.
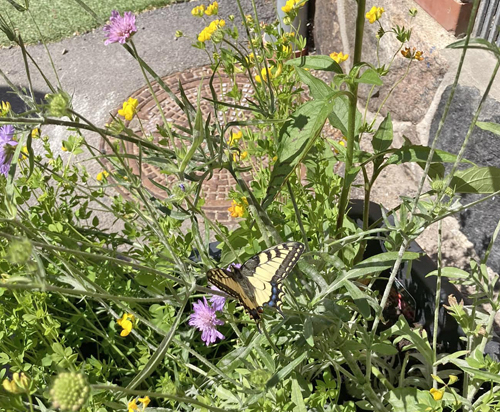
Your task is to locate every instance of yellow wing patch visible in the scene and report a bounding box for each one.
[206,242,305,322]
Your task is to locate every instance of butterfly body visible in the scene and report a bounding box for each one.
[207,242,305,322]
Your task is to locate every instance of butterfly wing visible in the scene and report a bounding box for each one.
[207,267,264,320]
[207,242,305,321]
[238,241,305,316]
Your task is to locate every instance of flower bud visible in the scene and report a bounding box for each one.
[50,372,90,411]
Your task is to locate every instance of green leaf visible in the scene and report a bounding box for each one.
[262,99,333,209]
[447,38,500,58]
[476,121,500,136]
[387,387,424,412]
[372,342,398,355]
[342,280,371,318]
[294,67,335,100]
[426,267,469,279]
[291,379,307,412]
[372,113,393,152]
[303,317,314,347]
[355,68,383,85]
[179,93,205,174]
[266,352,307,389]
[449,166,500,193]
[385,145,469,166]
[286,55,343,73]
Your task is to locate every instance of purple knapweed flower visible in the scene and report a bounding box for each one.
[0,125,17,177]
[210,286,226,311]
[189,297,225,346]
[103,10,137,45]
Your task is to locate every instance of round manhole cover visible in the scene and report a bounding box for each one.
[101,66,254,225]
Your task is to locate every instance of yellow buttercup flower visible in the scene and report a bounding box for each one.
[366,6,384,24]
[96,170,109,181]
[205,1,218,16]
[228,200,245,218]
[330,52,349,64]
[117,313,135,337]
[429,387,444,401]
[118,97,139,121]
[191,4,205,17]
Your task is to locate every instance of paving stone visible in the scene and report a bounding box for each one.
[430,84,500,273]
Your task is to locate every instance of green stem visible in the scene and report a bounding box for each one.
[286,181,309,251]
[432,220,443,382]
[336,0,365,233]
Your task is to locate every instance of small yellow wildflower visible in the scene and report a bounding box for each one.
[21,146,29,159]
[31,128,40,138]
[0,101,11,116]
[96,170,109,181]
[228,130,243,145]
[233,150,248,162]
[228,200,245,218]
[330,52,349,64]
[255,66,273,83]
[118,97,139,121]
[128,399,139,412]
[138,396,151,409]
[366,6,385,24]
[448,375,458,385]
[2,373,30,394]
[429,387,444,401]
[282,0,304,13]
[117,313,135,337]
[61,146,68,152]
[191,4,205,17]
[205,1,218,16]
[198,19,225,43]
[272,155,278,162]
[401,47,424,61]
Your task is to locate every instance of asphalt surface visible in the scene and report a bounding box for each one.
[0,0,275,151]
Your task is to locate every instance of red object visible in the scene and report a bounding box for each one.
[414,0,473,36]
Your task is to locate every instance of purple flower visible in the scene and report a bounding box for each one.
[0,125,17,177]
[189,297,225,346]
[210,286,226,311]
[103,10,137,45]
[179,183,186,192]
[228,263,242,271]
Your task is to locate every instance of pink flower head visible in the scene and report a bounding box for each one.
[189,297,225,346]
[103,10,137,45]
[0,125,17,177]
[209,286,226,311]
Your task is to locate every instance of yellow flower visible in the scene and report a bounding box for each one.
[198,19,225,42]
[272,155,278,162]
[118,97,139,121]
[330,51,349,64]
[31,128,40,138]
[366,6,385,24]
[191,4,205,17]
[429,387,444,401]
[205,1,218,16]
[448,375,458,385]
[21,146,29,159]
[117,313,135,337]
[228,130,243,145]
[282,0,304,13]
[2,372,29,394]
[401,47,424,61]
[255,66,273,83]
[138,396,151,410]
[0,101,11,116]
[233,150,248,162]
[228,200,245,218]
[96,170,109,181]
[61,146,68,152]
[128,399,139,412]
